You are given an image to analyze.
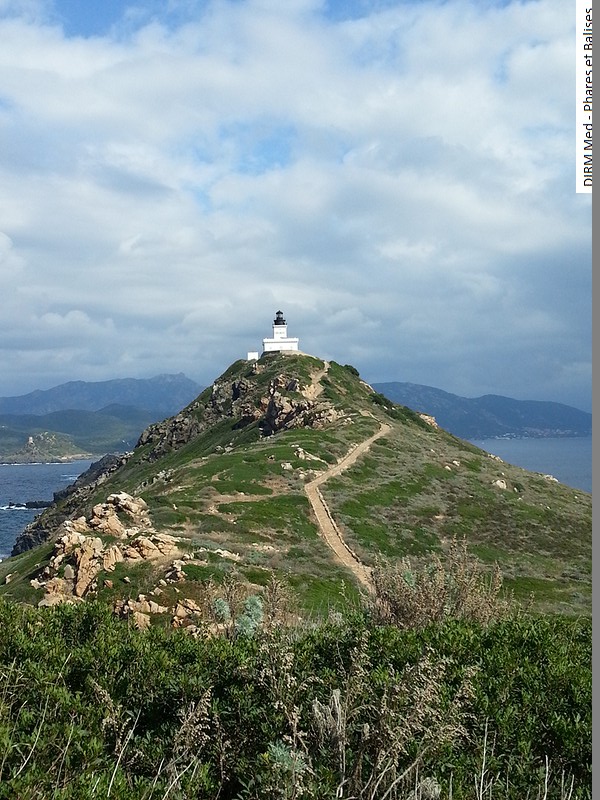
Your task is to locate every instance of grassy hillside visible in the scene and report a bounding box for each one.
[1,352,591,618]
[0,353,591,798]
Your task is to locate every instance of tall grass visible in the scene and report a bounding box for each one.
[0,546,590,799]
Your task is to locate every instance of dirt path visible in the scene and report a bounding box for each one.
[305,422,391,592]
[302,360,330,399]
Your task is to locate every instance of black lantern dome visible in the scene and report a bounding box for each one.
[274,310,286,326]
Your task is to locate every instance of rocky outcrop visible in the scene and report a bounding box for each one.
[135,366,340,460]
[258,375,348,435]
[73,537,104,597]
[30,492,182,606]
[135,375,247,460]
[112,593,203,633]
[137,412,203,461]
[261,391,314,435]
[10,514,65,556]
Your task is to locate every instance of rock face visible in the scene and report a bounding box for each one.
[30,492,182,606]
[135,364,341,461]
[138,412,203,461]
[11,521,58,556]
[74,537,104,597]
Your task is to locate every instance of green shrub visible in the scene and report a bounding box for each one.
[0,594,590,799]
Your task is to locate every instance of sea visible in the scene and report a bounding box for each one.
[0,459,93,561]
[468,437,593,495]
[0,437,593,561]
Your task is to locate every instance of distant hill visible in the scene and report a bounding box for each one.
[0,406,158,463]
[0,375,203,462]
[372,382,592,439]
[0,373,202,416]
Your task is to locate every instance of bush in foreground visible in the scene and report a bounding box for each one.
[0,596,591,799]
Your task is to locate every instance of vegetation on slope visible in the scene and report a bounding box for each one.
[2,353,591,617]
[0,351,592,800]
[0,600,590,798]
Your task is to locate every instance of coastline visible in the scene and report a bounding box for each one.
[0,454,95,466]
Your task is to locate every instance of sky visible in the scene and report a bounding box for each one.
[0,0,592,412]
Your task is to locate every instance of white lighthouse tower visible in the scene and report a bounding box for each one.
[262,310,300,354]
[247,310,300,360]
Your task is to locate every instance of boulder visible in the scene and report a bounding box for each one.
[71,516,90,533]
[98,511,126,538]
[122,546,144,561]
[38,576,82,607]
[174,598,203,618]
[58,527,87,552]
[107,492,148,516]
[132,611,150,630]
[73,537,103,597]
[130,537,160,559]
[153,532,180,555]
[103,545,124,571]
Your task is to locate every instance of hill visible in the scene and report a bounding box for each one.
[1,352,590,620]
[1,374,589,463]
[0,406,159,463]
[372,382,592,439]
[0,374,203,462]
[0,373,202,416]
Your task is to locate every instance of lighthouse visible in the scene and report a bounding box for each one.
[247,310,300,360]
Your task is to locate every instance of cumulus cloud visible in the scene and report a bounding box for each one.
[0,0,591,410]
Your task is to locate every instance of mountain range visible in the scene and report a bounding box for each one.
[0,373,200,416]
[371,382,592,439]
[0,374,201,463]
[0,372,591,463]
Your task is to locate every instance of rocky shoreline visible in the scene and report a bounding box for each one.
[6,500,53,509]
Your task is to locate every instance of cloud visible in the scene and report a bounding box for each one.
[0,0,591,412]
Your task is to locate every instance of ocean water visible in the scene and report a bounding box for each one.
[469,437,592,494]
[0,460,93,560]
